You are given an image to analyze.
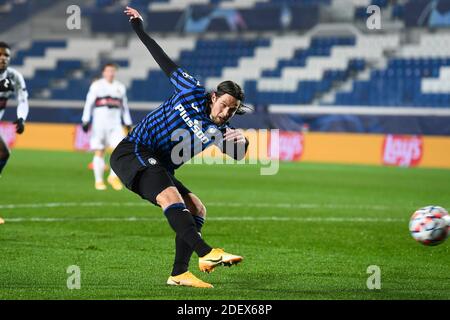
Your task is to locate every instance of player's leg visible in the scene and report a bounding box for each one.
[90,125,107,190]
[171,192,206,277]
[0,135,10,175]
[170,176,243,274]
[106,126,126,190]
[92,149,106,190]
[134,168,213,288]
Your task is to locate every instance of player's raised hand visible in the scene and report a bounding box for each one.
[124,6,142,21]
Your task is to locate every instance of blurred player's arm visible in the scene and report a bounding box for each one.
[13,72,28,134]
[81,83,96,132]
[125,6,178,77]
[220,128,249,161]
[121,89,133,133]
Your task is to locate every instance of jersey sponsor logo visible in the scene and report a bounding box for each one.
[95,96,122,108]
[174,104,210,144]
[148,158,157,165]
[382,134,423,167]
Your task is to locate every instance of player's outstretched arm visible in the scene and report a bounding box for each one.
[125,6,178,77]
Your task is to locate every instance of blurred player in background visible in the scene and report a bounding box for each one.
[0,41,29,225]
[110,7,249,288]
[0,42,29,177]
[82,63,133,191]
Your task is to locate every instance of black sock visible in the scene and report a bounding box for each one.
[193,215,205,235]
[171,234,192,276]
[171,214,206,276]
[164,203,212,258]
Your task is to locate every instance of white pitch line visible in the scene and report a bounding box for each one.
[3,216,405,223]
[0,202,392,211]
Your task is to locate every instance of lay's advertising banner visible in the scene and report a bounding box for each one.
[2,122,450,169]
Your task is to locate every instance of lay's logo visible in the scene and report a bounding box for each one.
[382,135,423,167]
[269,131,304,161]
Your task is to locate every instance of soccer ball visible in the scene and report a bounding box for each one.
[409,206,450,246]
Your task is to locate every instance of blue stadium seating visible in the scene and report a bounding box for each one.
[262,37,355,77]
[11,41,67,65]
[335,58,450,107]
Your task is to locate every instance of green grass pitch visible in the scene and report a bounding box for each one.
[0,149,449,300]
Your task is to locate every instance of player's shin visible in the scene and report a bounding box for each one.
[164,203,212,257]
[171,215,205,276]
[93,155,105,182]
[172,234,192,276]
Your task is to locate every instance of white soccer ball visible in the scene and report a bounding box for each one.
[409,206,450,246]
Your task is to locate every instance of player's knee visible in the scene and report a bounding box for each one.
[196,204,207,219]
[156,187,184,209]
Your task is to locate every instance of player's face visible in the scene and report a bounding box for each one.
[0,47,11,72]
[102,66,116,82]
[210,93,239,126]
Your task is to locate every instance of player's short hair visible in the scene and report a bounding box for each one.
[102,63,118,71]
[0,42,11,50]
[209,81,252,115]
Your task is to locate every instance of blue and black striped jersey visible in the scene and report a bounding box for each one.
[127,68,228,173]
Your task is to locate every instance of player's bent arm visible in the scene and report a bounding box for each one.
[15,72,29,121]
[221,138,249,161]
[121,91,133,127]
[81,83,96,124]
[129,17,178,77]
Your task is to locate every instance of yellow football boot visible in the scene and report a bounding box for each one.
[199,248,243,273]
[107,176,123,191]
[95,181,107,191]
[167,271,213,288]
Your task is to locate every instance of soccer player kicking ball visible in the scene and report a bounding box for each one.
[82,63,133,191]
[110,7,250,288]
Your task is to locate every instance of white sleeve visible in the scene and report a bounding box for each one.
[82,83,96,123]
[15,72,29,121]
[121,87,133,126]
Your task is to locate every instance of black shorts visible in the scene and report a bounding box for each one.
[110,139,191,206]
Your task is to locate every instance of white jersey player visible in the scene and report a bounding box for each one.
[82,63,133,191]
[0,42,29,177]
